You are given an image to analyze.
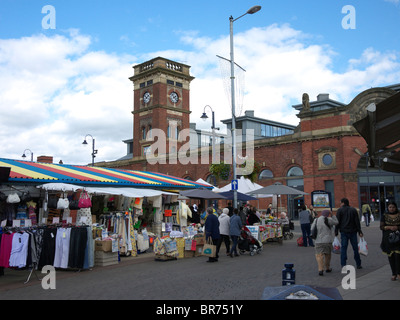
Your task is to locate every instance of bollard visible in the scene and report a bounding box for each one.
[282,263,295,286]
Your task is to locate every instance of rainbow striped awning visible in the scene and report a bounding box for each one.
[0,158,211,190]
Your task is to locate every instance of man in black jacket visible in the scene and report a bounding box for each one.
[335,198,363,268]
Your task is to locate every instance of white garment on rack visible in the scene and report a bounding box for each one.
[53,227,71,269]
[9,232,30,268]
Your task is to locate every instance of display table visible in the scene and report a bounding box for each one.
[247,221,283,243]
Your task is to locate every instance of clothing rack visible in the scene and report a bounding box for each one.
[0,224,93,284]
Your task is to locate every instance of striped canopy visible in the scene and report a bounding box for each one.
[0,158,210,190]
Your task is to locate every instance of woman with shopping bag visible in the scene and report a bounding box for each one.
[311,209,338,276]
[204,207,220,263]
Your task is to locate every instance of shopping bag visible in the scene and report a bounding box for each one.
[332,236,341,254]
[296,236,303,247]
[310,220,318,239]
[191,240,197,251]
[358,237,368,256]
[202,237,216,258]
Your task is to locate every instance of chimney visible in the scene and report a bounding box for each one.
[245,110,255,117]
[37,155,53,163]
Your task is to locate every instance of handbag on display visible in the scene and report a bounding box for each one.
[48,196,58,209]
[78,191,92,208]
[6,193,20,204]
[388,230,400,244]
[0,191,6,201]
[69,199,80,210]
[57,198,69,210]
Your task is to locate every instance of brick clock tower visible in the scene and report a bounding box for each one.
[129,57,194,159]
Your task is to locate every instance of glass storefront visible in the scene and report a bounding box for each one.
[358,155,400,219]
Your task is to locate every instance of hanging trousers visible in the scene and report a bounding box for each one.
[68,227,87,269]
[38,228,57,270]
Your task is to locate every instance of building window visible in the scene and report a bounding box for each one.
[141,127,146,140]
[317,148,336,170]
[323,154,333,166]
[287,166,303,177]
[324,180,335,206]
[261,124,294,137]
[287,166,304,188]
[143,146,151,156]
[259,169,274,180]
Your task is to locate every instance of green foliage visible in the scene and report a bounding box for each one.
[209,162,231,181]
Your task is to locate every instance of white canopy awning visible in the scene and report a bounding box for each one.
[217,176,272,197]
[37,183,177,198]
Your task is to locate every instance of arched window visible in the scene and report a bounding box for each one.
[141,127,146,140]
[287,166,304,188]
[287,166,303,177]
[259,169,274,180]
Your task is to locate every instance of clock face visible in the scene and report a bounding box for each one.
[170,92,179,103]
[143,92,151,104]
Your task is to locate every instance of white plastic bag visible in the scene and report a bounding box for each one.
[332,236,341,254]
[358,237,368,256]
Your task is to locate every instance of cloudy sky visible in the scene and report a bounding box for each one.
[0,0,399,165]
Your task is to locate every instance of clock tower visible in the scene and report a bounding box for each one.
[129,57,195,159]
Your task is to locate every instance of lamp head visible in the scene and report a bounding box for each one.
[247,5,261,14]
[200,112,208,121]
[82,140,88,145]
[22,153,26,159]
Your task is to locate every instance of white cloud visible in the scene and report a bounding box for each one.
[0,24,399,165]
[0,30,136,164]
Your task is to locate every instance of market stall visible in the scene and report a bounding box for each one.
[0,157,211,277]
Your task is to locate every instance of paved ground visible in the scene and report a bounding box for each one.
[0,220,399,301]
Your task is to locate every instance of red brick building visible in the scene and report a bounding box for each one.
[98,57,400,218]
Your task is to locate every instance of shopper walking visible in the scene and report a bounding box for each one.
[335,198,363,269]
[299,205,314,247]
[361,202,372,227]
[204,207,220,262]
[229,208,242,257]
[311,209,338,276]
[380,201,400,281]
[217,208,231,256]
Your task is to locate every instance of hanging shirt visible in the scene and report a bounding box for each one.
[9,232,30,268]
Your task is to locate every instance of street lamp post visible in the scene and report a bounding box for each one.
[229,5,261,209]
[201,105,220,163]
[82,134,98,166]
[21,149,33,162]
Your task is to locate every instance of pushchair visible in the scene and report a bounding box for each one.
[282,220,294,240]
[238,226,263,256]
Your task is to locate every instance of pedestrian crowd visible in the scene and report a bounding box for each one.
[299,197,400,281]
[202,202,267,262]
[195,197,400,281]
